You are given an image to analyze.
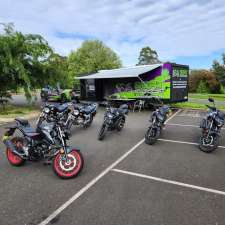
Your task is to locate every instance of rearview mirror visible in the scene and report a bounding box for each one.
[208,98,214,102]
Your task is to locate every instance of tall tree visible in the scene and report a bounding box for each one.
[137,46,161,65]
[0,23,53,99]
[68,40,122,78]
[0,23,72,101]
[212,54,225,86]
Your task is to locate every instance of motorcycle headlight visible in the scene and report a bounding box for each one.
[74,110,79,115]
[44,107,50,114]
[107,113,113,119]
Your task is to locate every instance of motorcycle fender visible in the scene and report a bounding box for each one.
[66,147,80,154]
[3,139,26,159]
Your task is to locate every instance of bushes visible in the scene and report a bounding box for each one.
[189,70,221,93]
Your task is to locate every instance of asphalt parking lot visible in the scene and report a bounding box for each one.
[1,108,225,225]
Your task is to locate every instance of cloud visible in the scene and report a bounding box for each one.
[1,0,225,67]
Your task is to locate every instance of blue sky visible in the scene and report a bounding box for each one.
[1,0,225,69]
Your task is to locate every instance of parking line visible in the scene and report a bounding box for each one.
[166,123,225,130]
[112,168,225,197]
[158,138,225,149]
[39,109,180,225]
[166,123,199,128]
[38,139,144,225]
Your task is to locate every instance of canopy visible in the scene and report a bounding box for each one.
[77,64,162,79]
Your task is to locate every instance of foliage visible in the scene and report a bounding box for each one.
[189,70,221,93]
[196,80,209,93]
[212,54,225,86]
[137,46,161,65]
[68,40,122,78]
[0,23,73,103]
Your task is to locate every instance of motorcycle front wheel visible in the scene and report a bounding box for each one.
[199,134,218,153]
[53,150,84,179]
[145,127,160,145]
[199,135,219,153]
[84,114,93,128]
[117,117,125,131]
[98,124,107,140]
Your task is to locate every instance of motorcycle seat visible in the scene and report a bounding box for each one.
[15,118,29,126]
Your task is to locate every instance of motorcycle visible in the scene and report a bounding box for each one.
[2,112,84,179]
[199,98,225,153]
[145,104,170,145]
[65,103,98,130]
[98,104,128,140]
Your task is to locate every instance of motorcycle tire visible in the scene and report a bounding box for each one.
[84,114,93,128]
[145,127,160,145]
[199,134,218,153]
[117,117,125,131]
[6,137,26,166]
[98,124,107,141]
[53,150,84,179]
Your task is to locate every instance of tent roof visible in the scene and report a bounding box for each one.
[77,64,162,80]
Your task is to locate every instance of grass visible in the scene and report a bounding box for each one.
[170,102,225,110]
[189,93,225,101]
[0,105,39,118]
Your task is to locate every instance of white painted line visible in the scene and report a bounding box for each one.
[166,123,199,128]
[158,138,225,149]
[39,139,144,225]
[164,109,181,124]
[39,109,180,225]
[166,123,225,130]
[112,169,225,197]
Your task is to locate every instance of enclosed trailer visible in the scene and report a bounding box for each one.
[77,62,189,103]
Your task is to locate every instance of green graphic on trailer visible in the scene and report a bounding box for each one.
[109,68,171,100]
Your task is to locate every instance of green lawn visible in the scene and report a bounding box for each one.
[189,93,225,101]
[0,105,39,118]
[171,102,225,110]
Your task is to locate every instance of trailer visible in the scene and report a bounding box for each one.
[77,62,189,104]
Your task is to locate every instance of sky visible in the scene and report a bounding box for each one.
[1,0,225,69]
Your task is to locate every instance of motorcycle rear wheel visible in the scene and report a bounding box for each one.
[199,135,218,153]
[6,137,26,166]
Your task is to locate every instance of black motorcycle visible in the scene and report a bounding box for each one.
[65,103,98,129]
[98,104,128,140]
[199,98,225,153]
[2,109,84,179]
[145,105,170,145]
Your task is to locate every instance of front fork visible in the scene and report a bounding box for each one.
[57,126,68,161]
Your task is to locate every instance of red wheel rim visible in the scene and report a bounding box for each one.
[6,148,23,165]
[54,150,82,178]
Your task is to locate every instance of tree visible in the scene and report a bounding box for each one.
[137,46,161,65]
[189,70,221,93]
[212,54,225,86]
[68,40,122,78]
[0,23,72,103]
[0,23,53,99]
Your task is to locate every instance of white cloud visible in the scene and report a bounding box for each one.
[1,0,225,66]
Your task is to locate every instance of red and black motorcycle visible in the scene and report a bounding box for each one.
[2,107,84,179]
